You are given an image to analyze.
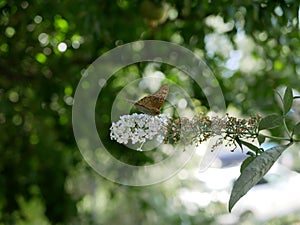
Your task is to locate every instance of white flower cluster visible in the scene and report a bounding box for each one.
[110,113,171,145]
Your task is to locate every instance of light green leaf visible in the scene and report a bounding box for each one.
[293,122,300,135]
[258,114,282,131]
[283,86,293,114]
[229,144,291,212]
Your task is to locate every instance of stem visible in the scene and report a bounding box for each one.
[282,116,292,139]
[225,130,257,136]
[259,134,291,142]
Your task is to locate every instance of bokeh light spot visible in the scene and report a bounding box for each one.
[5,27,16,38]
[58,42,67,52]
[35,53,47,63]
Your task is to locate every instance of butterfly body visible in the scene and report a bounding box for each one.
[126,84,168,115]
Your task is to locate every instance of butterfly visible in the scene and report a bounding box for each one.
[126,84,169,115]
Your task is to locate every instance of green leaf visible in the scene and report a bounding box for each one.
[283,87,293,114]
[293,122,300,135]
[235,136,243,151]
[240,156,255,173]
[229,144,291,212]
[238,139,263,154]
[258,114,282,131]
[257,134,266,145]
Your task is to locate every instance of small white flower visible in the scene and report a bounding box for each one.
[156,135,164,143]
[110,113,171,145]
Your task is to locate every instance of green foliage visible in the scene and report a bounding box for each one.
[235,138,263,155]
[229,87,300,212]
[258,114,283,130]
[229,144,290,212]
[239,155,255,173]
[292,122,300,136]
[13,194,51,225]
[283,87,293,115]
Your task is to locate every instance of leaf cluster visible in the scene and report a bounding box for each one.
[229,87,300,211]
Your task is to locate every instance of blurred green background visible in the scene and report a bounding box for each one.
[0,0,299,224]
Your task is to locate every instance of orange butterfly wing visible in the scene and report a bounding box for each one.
[127,84,169,115]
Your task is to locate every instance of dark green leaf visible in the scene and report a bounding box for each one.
[235,136,243,151]
[238,139,263,154]
[246,151,255,157]
[240,156,255,173]
[257,134,266,145]
[229,144,291,212]
[258,114,283,131]
[293,122,300,135]
[283,86,293,114]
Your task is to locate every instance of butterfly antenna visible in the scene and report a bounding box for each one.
[125,99,136,104]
